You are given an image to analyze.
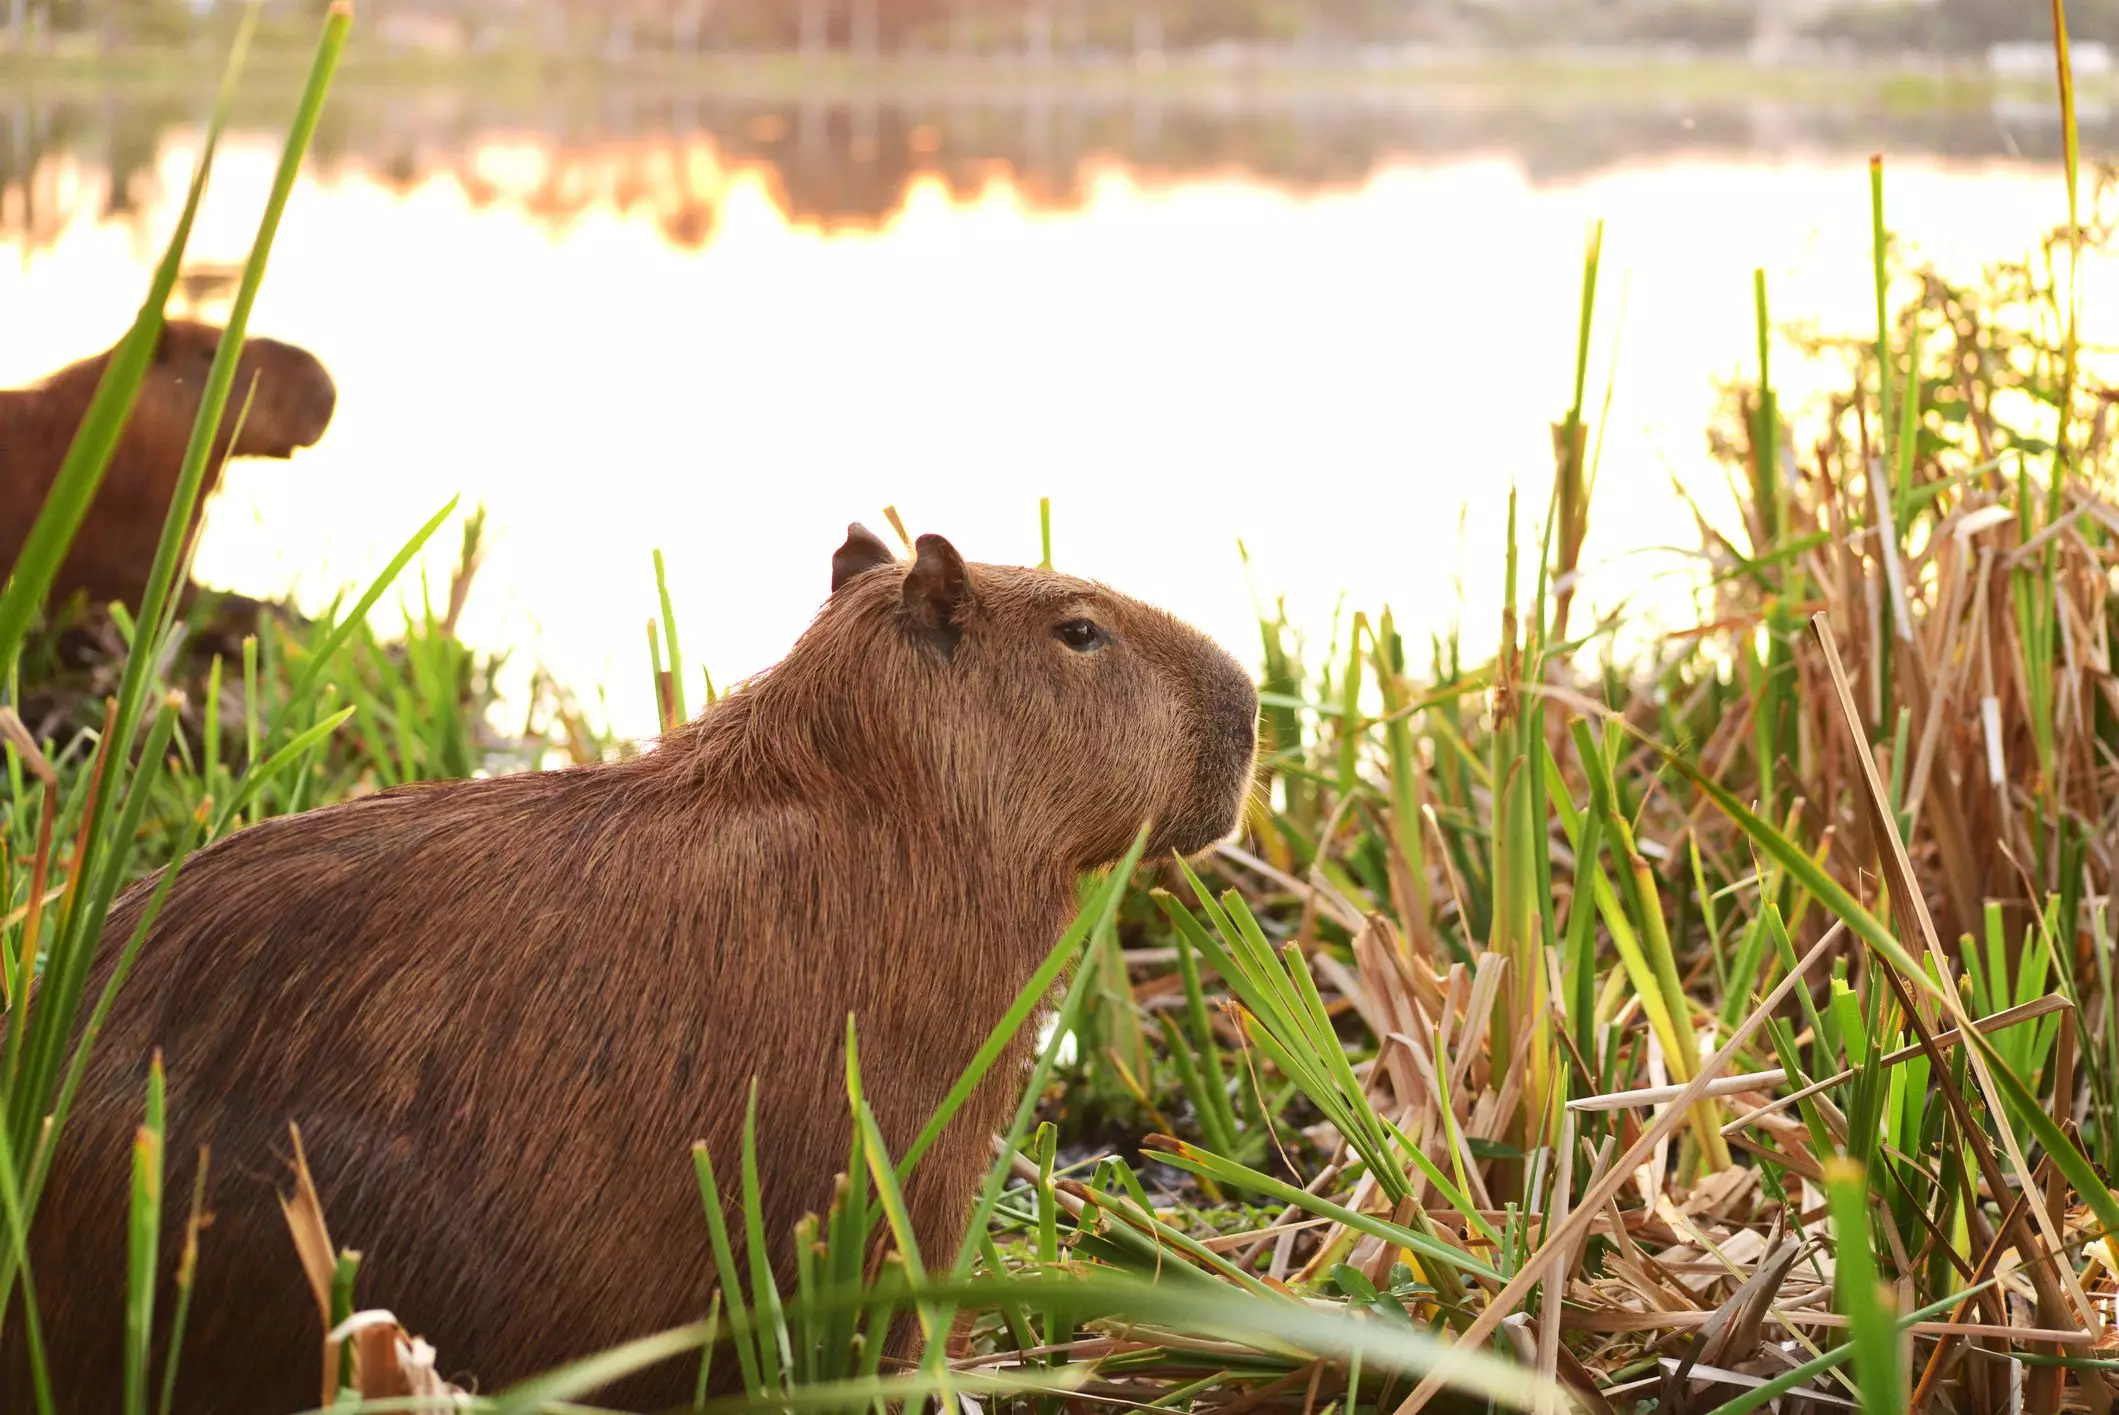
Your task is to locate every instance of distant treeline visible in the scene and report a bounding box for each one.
[15,0,2110,57]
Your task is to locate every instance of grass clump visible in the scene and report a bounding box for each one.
[10,5,2119,1415]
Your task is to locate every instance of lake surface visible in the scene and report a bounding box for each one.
[2,77,2107,738]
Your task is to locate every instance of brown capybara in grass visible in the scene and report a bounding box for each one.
[12,525,1260,1412]
[0,319,336,615]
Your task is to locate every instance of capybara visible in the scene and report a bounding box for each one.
[0,319,337,614]
[13,525,1259,1411]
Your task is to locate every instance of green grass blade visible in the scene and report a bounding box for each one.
[325,1250,359,1397]
[691,1141,765,1400]
[737,1081,790,1393]
[1825,1157,1904,1414]
[653,549,688,727]
[106,1,347,795]
[0,1112,54,1415]
[10,695,185,1175]
[486,1319,720,1415]
[895,829,1147,1187]
[122,1056,167,1415]
[208,707,356,835]
[1870,156,1893,483]
[155,1158,211,1415]
[1638,729,1944,1005]
[950,830,1146,1281]
[1142,1137,1501,1282]
[244,497,458,780]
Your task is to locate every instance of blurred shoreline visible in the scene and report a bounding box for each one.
[5,42,2112,107]
[4,42,2101,257]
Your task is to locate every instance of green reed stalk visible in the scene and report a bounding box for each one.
[1752,271,1795,818]
[737,1084,792,1394]
[1033,1123,1066,1373]
[1172,924,1238,1153]
[1825,1158,1903,1414]
[691,1139,765,1400]
[1573,720,1728,1168]
[1557,783,1603,1082]
[1144,1140,1498,1285]
[1489,488,1553,1154]
[8,696,180,1180]
[654,548,688,727]
[949,830,1146,1283]
[325,1250,359,1398]
[1370,611,1431,948]
[113,6,346,795]
[1870,157,1892,482]
[1550,219,1602,642]
[826,1018,874,1380]
[154,1161,210,1415]
[1336,613,1365,803]
[232,500,456,829]
[0,1117,52,1414]
[1247,566,1310,833]
[121,1057,164,1415]
[1752,268,1782,550]
[2053,0,2081,499]
[894,833,1146,1198]
[849,1053,951,1406]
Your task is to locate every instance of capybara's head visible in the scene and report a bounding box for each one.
[146,319,337,457]
[0,320,340,617]
[781,524,1258,867]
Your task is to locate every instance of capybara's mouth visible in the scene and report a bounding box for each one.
[1159,802,1249,860]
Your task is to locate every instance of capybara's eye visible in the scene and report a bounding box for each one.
[1055,619,1108,653]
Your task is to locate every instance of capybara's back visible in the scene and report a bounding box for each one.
[12,526,1258,1412]
[0,319,336,615]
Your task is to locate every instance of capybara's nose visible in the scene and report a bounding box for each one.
[1186,640,1260,841]
[1208,645,1260,762]
[305,363,338,441]
[257,340,337,445]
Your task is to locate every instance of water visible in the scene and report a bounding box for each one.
[1,78,2103,738]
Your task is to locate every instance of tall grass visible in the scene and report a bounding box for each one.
[9,3,2119,1414]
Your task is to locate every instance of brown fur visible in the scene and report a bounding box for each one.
[11,527,1258,1412]
[0,319,337,614]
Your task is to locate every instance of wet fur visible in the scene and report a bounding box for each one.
[11,530,1258,1411]
[0,320,337,614]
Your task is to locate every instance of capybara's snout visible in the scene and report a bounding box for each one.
[1155,639,1259,860]
[236,337,337,457]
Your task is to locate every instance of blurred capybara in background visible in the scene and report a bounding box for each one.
[14,525,1260,1411]
[0,319,337,615]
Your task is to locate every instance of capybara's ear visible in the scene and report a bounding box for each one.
[831,522,896,593]
[902,534,971,657]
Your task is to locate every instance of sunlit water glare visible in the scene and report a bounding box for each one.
[3,129,2101,740]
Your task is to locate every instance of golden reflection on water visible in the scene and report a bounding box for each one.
[0,132,2101,739]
